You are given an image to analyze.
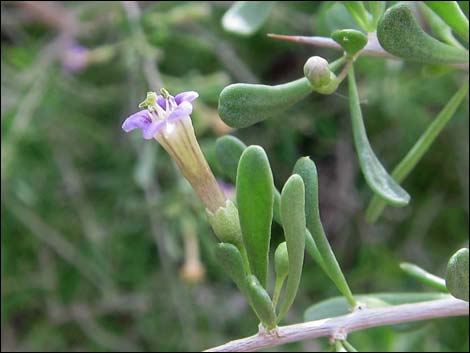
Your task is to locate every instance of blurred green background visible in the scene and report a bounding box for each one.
[1,1,468,351]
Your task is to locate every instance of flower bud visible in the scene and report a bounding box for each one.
[304,56,333,87]
[304,56,339,94]
[314,77,339,95]
[206,199,243,249]
[332,29,368,57]
[274,242,289,281]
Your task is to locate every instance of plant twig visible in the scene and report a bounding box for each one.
[268,33,397,58]
[268,33,469,70]
[204,297,469,352]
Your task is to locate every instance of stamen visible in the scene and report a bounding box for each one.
[154,102,166,120]
[160,87,170,99]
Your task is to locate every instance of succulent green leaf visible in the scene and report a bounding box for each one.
[446,248,469,301]
[304,292,450,321]
[218,78,313,128]
[274,241,289,282]
[348,67,410,206]
[274,185,326,272]
[214,243,248,296]
[294,157,356,307]
[246,275,277,330]
[215,135,247,182]
[277,174,306,322]
[273,241,289,307]
[332,29,368,56]
[420,3,464,48]
[377,3,469,64]
[237,146,274,288]
[424,1,469,42]
[400,262,447,292]
[222,1,275,36]
[365,82,469,223]
[304,228,327,271]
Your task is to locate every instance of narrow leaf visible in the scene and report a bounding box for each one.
[215,244,277,328]
[273,241,288,307]
[424,1,469,42]
[222,1,275,36]
[237,146,274,288]
[214,243,248,296]
[215,137,325,273]
[275,182,327,271]
[246,275,277,330]
[446,248,469,302]
[400,262,447,292]
[218,78,313,128]
[215,135,247,182]
[304,292,450,321]
[377,3,469,64]
[294,157,356,307]
[366,82,469,223]
[420,3,464,48]
[341,1,372,32]
[348,66,410,206]
[277,174,306,322]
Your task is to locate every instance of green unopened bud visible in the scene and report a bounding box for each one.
[314,77,339,95]
[332,29,368,57]
[304,56,339,95]
[272,241,289,308]
[206,199,243,249]
[274,242,289,280]
[304,56,332,87]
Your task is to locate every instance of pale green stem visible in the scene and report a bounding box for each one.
[342,340,359,352]
[400,262,447,292]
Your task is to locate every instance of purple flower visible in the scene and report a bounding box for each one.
[122,90,199,140]
[122,89,227,212]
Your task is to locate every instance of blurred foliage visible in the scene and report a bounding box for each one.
[1,1,468,352]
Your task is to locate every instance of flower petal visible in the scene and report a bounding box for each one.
[157,95,167,109]
[122,110,151,132]
[168,101,193,121]
[175,91,199,105]
[142,120,166,139]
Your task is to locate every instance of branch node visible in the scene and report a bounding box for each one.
[352,301,366,312]
[257,323,281,338]
[331,328,348,343]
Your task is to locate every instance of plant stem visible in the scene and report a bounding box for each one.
[342,340,358,352]
[204,297,468,352]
